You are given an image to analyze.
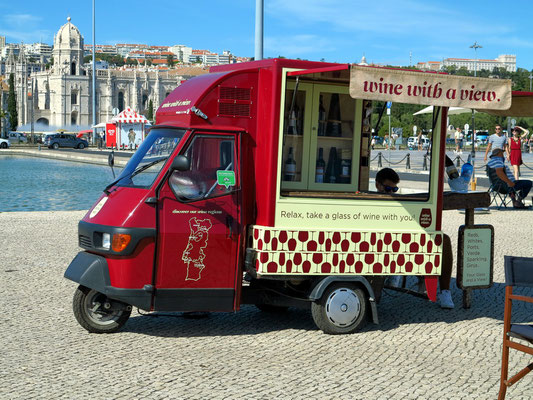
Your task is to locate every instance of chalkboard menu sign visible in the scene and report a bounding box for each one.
[457,225,494,290]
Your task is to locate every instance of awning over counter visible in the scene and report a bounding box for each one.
[111,107,150,124]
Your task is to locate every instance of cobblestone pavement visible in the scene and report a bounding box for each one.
[1,210,532,399]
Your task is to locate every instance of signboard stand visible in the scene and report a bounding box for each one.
[457,219,494,309]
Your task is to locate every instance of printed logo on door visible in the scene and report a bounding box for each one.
[182,218,213,281]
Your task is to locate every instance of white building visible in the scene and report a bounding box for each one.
[8,18,205,129]
[441,54,516,73]
[169,45,193,63]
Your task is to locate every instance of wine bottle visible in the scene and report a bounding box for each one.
[325,147,338,183]
[326,93,342,137]
[284,147,297,181]
[318,95,326,137]
[445,155,459,180]
[315,147,326,183]
[287,103,299,135]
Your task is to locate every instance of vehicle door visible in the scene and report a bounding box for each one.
[153,131,242,312]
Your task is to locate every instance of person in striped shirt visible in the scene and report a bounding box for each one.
[487,148,532,209]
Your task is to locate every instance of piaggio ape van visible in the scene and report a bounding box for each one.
[65,59,511,334]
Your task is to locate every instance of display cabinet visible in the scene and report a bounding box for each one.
[281,79,367,193]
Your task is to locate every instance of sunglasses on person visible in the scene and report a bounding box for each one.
[495,127,501,130]
[384,186,399,193]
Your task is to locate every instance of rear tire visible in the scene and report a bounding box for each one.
[78,143,85,149]
[311,283,367,334]
[52,142,59,149]
[0,142,7,149]
[72,286,131,333]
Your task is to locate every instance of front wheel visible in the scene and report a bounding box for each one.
[72,286,131,333]
[78,143,85,149]
[311,283,367,335]
[52,142,59,149]
[0,142,7,149]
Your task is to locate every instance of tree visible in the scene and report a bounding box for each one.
[0,109,6,138]
[167,54,175,68]
[7,73,18,131]
[146,99,154,122]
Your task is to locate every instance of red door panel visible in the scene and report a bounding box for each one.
[154,133,241,311]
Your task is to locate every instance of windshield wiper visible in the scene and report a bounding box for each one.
[130,157,166,179]
[103,157,166,195]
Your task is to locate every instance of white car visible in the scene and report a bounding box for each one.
[0,137,10,148]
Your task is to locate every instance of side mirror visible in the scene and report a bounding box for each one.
[171,155,190,171]
[108,151,115,167]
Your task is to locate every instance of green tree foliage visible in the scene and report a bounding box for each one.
[146,99,154,122]
[167,54,175,68]
[85,53,126,67]
[7,73,18,131]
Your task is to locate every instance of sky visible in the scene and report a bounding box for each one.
[1,0,533,70]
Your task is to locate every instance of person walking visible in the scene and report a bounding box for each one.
[509,126,529,180]
[454,127,463,154]
[484,124,508,162]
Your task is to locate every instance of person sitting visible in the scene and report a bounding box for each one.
[487,148,532,209]
[375,168,455,309]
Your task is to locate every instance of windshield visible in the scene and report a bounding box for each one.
[115,128,186,188]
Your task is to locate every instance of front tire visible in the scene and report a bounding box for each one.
[0,142,7,149]
[311,283,367,334]
[78,143,85,149]
[52,142,59,149]
[72,286,131,333]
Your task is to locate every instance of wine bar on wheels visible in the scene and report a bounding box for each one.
[65,58,514,334]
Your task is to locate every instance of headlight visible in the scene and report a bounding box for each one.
[102,233,111,249]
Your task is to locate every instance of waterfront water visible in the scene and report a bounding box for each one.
[0,156,118,212]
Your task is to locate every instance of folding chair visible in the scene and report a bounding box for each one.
[498,256,533,400]
[486,166,516,209]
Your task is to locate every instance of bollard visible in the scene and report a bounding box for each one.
[456,156,461,168]
[406,154,411,169]
[423,154,428,171]
[378,152,382,168]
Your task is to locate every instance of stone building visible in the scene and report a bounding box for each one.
[9,17,206,130]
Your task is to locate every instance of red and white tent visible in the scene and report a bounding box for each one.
[108,107,151,149]
[110,107,150,124]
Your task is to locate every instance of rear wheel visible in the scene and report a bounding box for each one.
[52,142,59,149]
[78,143,85,149]
[311,283,367,334]
[72,286,131,333]
[0,142,7,149]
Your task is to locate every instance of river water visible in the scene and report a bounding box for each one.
[0,156,119,212]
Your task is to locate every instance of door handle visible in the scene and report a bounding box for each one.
[226,215,234,238]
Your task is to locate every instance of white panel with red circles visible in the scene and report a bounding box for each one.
[249,225,443,275]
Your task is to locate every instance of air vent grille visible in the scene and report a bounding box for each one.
[219,87,251,101]
[218,86,253,118]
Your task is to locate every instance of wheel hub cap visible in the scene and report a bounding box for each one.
[325,288,361,327]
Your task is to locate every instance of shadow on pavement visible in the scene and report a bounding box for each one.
[120,279,531,338]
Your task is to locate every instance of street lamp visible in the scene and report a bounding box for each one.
[469,41,482,184]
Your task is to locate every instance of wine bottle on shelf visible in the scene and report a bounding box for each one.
[315,147,326,183]
[284,147,297,181]
[326,93,342,137]
[318,95,326,136]
[339,149,351,183]
[287,103,299,135]
[445,155,459,180]
[325,147,338,183]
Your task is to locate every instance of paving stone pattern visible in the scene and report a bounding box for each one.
[1,210,532,399]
